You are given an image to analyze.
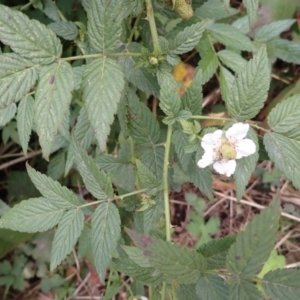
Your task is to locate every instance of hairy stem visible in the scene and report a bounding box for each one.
[145,0,161,54]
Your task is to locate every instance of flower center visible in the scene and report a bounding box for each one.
[219,142,237,160]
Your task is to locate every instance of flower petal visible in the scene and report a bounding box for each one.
[225,123,249,142]
[201,130,223,151]
[236,138,256,159]
[213,159,236,176]
[197,151,215,168]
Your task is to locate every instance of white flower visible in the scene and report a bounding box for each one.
[197,123,256,177]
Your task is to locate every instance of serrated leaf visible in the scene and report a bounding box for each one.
[82,57,124,151]
[118,43,160,97]
[208,23,255,51]
[264,132,300,189]
[35,61,73,160]
[87,0,123,52]
[262,269,300,300]
[50,209,84,270]
[176,284,198,300]
[73,65,86,91]
[226,47,270,121]
[17,95,34,154]
[170,21,206,55]
[122,246,151,268]
[255,19,295,43]
[243,0,259,26]
[232,15,250,34]
[198,47,219,85]
[95,155,125,172]
[158,72,181,117]
[42,0,60,21]
[196,275,228,300]
[234,127,259,200]
[72,135,113,200]
[229,280,264,300]
[182,68,203,115]
[226,200,281,278]
[0,4,62,64]
[26,163,80,209]
[47,151,66,180]
[126,229,207,284]
[127,91,160,146]
[92,202,121,281]
[0,54,38,108]
[217,50,247,73]
[0,197,64,233]
[0,103,16,127]
[267,39,300,65]
[219,66,235,104]
[195,0,239,20]
[48,21,78,41]
[198,235,236,270]
[267,95,300,133]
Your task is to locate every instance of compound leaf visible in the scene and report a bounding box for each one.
[35,61,73,160]
[92,202,121,281]
[48,21,78,40]
[0,197,64,233]
[82,57,124,151]
[50,209,84,270]
[243,0,259,26]
[0,103,16,127]
[229,280,264,300]
[0,4,62,64]
[196,275,228,300]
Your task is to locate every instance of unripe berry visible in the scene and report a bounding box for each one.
[173,0,193,20]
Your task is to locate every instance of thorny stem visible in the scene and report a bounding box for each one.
[191,115,269,133]
[59,52,141,62]
[145,0,161,54]
[78,188,147,209]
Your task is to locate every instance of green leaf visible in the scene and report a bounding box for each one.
[0,54,38,108]
[176,284,198,300]
[243,0,259,26]
[72,135,113,199]
[226,47,270,121]
[17,95,34,154]
[219,66,235,104]
[126,230,207,284]
[48,21,78,40]
[198,235,236,270]
[170,21,206,55]
[264,132,300,189]
[0,104,16,127]
[217,50,247,73]
[234,127,259,200]
[122,246,151,268]
[195,0,239,20]
[229,280,264,300]
[35,61,73,160]
[0,4,62,64]
[262,269,300,300]
[267,39,300,65]
[47,151,66,181]
[87,0,123,52]
[82,57,124,151]
[158,72,181,117]
[208,24,255,51]
[226,200,281,278]
[92,202,121,281]
[42,0,60,21]
[182,68,203,115]
[255,19,295,42]
[73,65,86,91]
[95,155,125,172]
[50,209,84,270]
[127,91,160,146]
[0,197,64,233]
[267,95,300,133]
[118,43,160,97]
[197,33,219,84]
[196,275,228,300]
[26,163,81,209]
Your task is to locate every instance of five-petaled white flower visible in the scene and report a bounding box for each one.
[197,123,256,177]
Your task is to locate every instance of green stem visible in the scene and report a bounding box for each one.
[145,0,161,54]
[59,52,141,62]
[78,188,147,209]
[128,14,142,43]
[20,2,32,10]
[161,124,173,300]
[57,8,67,22]
[130,137,142,192]
[191,115,269,133]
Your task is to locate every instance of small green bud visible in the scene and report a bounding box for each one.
[149,56,159,65]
